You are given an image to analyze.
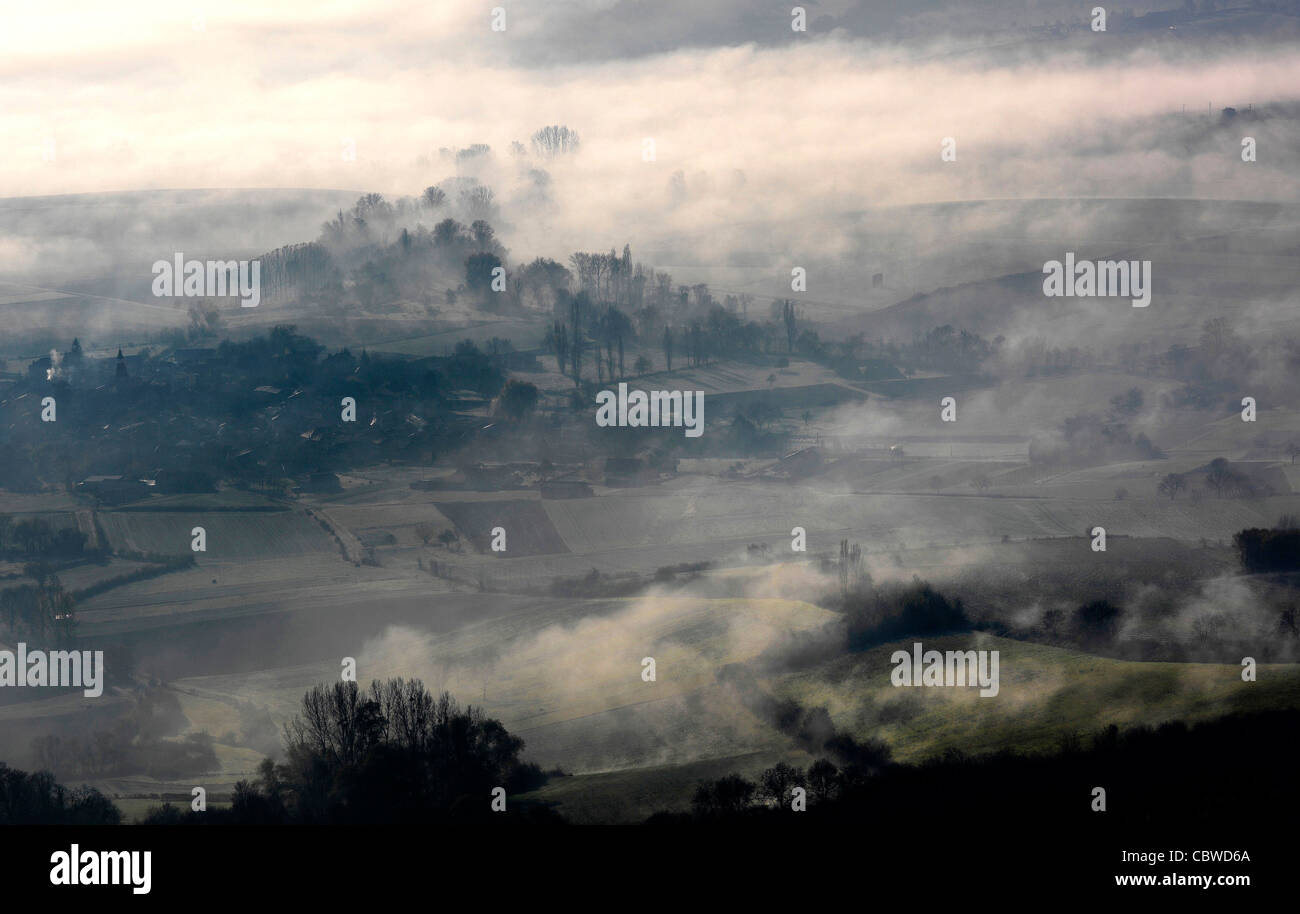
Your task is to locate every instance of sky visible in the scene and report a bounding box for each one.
[4,1,1300,260]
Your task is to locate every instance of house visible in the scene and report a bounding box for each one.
[446,389,490,412]
[78,475,149,504]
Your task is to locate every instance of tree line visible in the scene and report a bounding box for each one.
[143,678,559,824]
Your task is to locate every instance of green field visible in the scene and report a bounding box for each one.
[519,633,1300,821]
[771,633,1300,762]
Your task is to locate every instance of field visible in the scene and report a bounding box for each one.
[2,189,1299,827]
[53,558,156,593]
[59,587,1299,823]
[772,633,1300,762]
[96,508,336,559]
[519,633,1300,821]
[435,499,571,556]
[825,200,1300,348]
[67,594,834,804]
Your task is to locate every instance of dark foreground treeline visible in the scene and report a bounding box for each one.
[0,765,121,824]
[143,679,560,824]
[1235,527,1300,573]
[657,708,1300,829]
[5,681,1296,827]
[822,543,1300,664]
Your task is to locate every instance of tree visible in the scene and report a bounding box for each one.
[634,354,651,375]
[187,302,223,339]
[806,758,839,803]
[1234,528,1300,573]
[262,679,543,823]
[1286,441,1300,465]
[570,331,583,386]
[759,762,805,809]
[844,581,967,651]
[547,321,569,376]
[662,326,674,372]
[415,523,436,546]
[1199,316,1233,359]
[471,220,496,249]
[530,125,581,158]
[0,764,121,824]
[1073,600,1122,643]
[433,217,465,247]
[1278,605,1299,638]
[1205,458,1233,497]
[465,252,503,299]
[519,258,571,312]
[692,774,755,817]
[1109,387,1143,417]
[497,378,539,421]
[459,185,496,220]
[597,307,633,379]
[568,296,587,386]
[1157,473,1187,500]
[421,186,447,209]
[781,300,797,354]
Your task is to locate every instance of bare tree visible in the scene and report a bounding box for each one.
[421,186,446,209]
[806,758,839,803]
[530,125,581,158]
[758,762,805,809]
[1157,473,1187,499]
[1205,458,1233,498]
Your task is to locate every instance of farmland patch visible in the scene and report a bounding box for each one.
[97,510,336,559]
[435,499,570,556]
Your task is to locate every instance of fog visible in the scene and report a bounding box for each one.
[5,3,1300,279]
[2,0,1298,829]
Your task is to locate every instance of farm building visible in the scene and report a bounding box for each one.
[78,474,150,503]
